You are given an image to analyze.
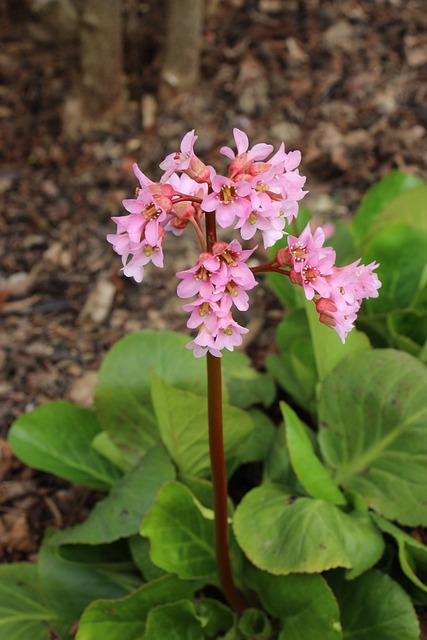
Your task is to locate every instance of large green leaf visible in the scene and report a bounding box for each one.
[282,402,346,506]
[50,445,175,546]
[94,331,207,465]
[233,484,384,576]
[246,568,342,640]
[8,401,121,490]
[38,535,140,626]
[318,349,427,526]
[143,601,203,640]
[328,570,419,640]
[351,171,424,243]
[0,563,61,640]
[150,373,253,478]
[367,183,427,240]
[141,482,217,581]
[362,224,427,315]
[76,575,196,640]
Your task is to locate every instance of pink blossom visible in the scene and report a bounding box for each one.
[220,128,274,179]
[159,130,210,183]
[202,176,252,228]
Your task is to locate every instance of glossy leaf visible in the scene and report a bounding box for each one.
[246,567,342,640]
[282,402,346,506]
[351,171,424,242]
[50,445,175,546]
[150,373,253,478]
[143,600,203,639]
[233,484,384,576]
[0,563,61,640]
[362,224,427,315]
[76,575,196,640]
[38,535,140,625]
[8,401,121,490]
[329,570,419,640]
[94,331,207,465]
[318,349,427,525]
[140,482,217,581]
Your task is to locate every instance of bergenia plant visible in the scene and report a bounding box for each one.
[107,128,381,612]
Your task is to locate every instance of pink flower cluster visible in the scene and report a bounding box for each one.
[176,240,257,357]
[108,128,381,356]
[202,128,307,248]
[107,158,207,283]
[277,224,381,343]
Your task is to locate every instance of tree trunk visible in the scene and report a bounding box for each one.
[63,0,127,138]
[161,0,204,93]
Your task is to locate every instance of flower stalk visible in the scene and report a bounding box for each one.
[205,209,246,614]
[207,352,246,614]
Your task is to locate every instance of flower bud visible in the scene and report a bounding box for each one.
[275,247,292,267]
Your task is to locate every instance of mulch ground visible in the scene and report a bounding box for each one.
[0,0,426,592]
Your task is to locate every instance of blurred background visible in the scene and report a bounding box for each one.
[1,0,426,432]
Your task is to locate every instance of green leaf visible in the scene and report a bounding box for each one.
[129,535,166,582]
[329,570,419,640]
[246,568,342,640]
[150,373,253,478]
[263,423,299,490]
[282,402,346,506]
[8,401,121,490]
[38,534,140,626]
[233,484,384,576]
[387,309,427,359]
[140,482,217,581]
[50,445,175,546]
[367,183,427,240]
[76,575,196,640]
[305,298,371,383]
[237,409,276,465]
[95,331,208,465]
[196,598,234,638]
[0,563,61,640]
[143,600,203,640]
[362,224,427,315]
[266,309,317,413]
[237,608,272,639]
[221,350,275,409]
[318,349,427,526]
[351,171,424,243]
[372,514,427,593]
[91,431,131,472]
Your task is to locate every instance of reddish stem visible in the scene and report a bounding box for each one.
[206,353,246,614]
[205,210,247,614]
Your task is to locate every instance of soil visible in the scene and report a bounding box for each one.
[0,2,426,626]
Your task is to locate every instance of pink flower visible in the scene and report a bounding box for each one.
[165,173,208,236]
[178,240,257,357]
[202,176,252,228]
[220,128,274,179]
[159,131,210,183]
